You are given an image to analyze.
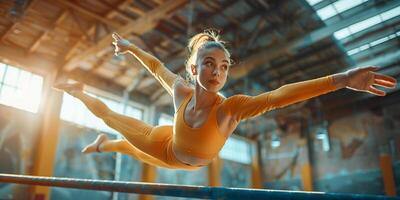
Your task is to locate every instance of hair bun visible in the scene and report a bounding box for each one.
[188,30,220,53]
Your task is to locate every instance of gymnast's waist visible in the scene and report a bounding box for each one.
[172,145,214,166]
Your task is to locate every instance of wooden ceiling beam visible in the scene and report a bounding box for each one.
[198,1,250,35]
[88,54,114,73]
[0,40,62,76]
[125,6,146,16]
[62,0,187,71]
[68,68,150,105]
[64,25,96,61]
[54,0,122,29]
[97,0,136,22]
[29,9,69,53]
[63,0,131,61]
[121,3,188,58]
[1,0,39,43]
[228,0,400,80]
[69,9,92,42]
[133,1,240,89]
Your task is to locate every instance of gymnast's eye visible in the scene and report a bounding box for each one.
[205,61,214,67]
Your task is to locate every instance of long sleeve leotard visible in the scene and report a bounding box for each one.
[82,45,338,170]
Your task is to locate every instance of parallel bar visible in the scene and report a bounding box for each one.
[0,173,399,200]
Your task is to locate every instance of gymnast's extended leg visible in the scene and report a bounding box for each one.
[55,83,174,167]
[82,133,172,168]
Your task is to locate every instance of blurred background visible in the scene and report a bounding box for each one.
[0,0,399,199]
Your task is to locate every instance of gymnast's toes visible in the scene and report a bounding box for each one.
[81,133,109,154]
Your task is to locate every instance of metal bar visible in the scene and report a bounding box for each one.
[0,173,398,200]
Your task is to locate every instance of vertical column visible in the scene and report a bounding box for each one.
[139,163,157,200]
[208,157,222,186]
[301,162,314,191]
[302,121,314,191]
[380,153,396,196]
[30,72,63,200]
[251,141,263,188]
[139,104,157,200]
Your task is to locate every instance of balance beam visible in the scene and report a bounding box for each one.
[0,173,398,199]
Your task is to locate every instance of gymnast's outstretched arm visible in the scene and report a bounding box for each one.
[221,66,397,121]
[112,32,179,96]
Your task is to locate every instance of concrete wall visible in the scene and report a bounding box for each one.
[260,102,400,195]
[50,122,117,200]
[155,167,207,200]
[0,105,41,199]
[220,159,251,188]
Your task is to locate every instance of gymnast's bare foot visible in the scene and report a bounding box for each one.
[53,82,84,95]
[81,133,109,154]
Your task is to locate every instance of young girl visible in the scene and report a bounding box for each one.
[55,31,397,170]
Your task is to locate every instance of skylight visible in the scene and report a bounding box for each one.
[316,0,367,20]
[306,0,324,6]
[346,31,400,56]
[334,5,400,40]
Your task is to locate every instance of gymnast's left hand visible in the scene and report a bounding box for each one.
[345,66,397,96]
[112,32,132,56]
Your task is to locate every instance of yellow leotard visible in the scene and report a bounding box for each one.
[80,45,338,170]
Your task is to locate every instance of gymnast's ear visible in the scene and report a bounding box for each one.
[191,64,198,75]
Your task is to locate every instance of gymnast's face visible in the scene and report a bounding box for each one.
[192,47,230,93]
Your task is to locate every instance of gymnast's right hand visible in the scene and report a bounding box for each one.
[53,82,83,96]
[112,32,132,56]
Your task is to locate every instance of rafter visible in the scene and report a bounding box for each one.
[229,0,400,80]
[64,25,96,60]
[151,87,167,101]
[69,68,150,105]
[29,10,69,53]
[63,0,131,60]
[126,6,146,16]
[54,0,122,29]
[1,0,39,43]
[69,9,92,41]
[0,40,62,76]
[198,1,250,35]
[89,54,114,73]
[62,0,187,71]
[97,0,136,22]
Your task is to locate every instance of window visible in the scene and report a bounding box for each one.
[0,63,43,113]
[346,32,399,55]
[370,36,390,46]
[314,0,367,21]
[348,15,381,34]
[317,5,336,20]
[333,28,352,40]
[60,92,144,134]
[381,6,400,21]
[334,0,366,13]
[219,137,252,164]
[0,63,5,81]
[334,5,400,40]
[158,113,173,125]
[125,105,143,120]
[305,0,324,6]
[347,48,360,56]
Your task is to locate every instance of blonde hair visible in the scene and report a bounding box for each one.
[185,30,230,84]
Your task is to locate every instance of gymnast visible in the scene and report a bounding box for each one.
[55,30,397,170]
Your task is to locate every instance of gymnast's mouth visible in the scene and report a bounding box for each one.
[208,80,220,85]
